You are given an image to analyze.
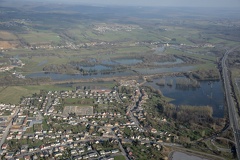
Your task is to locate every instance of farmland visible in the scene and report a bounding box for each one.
[0,2,240,160]
[0,4,239,103]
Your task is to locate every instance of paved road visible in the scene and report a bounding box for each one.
[0,108,19,150]
[107,127,129,160]
[45,95,52,113]
[221,46,240,159]
[126,85,142,130]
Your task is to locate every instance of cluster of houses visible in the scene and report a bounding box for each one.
[0,104,17,116]
[43,89,121,115]
[2,139,120,160]
[0,58,25,73]
[131,89,148,124]
[0,80,180,159]
[24,41,116,50]
[0,66,14,72]
[93,23,142,33]
[0,88,127,159]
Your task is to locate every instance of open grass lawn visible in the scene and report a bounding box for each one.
[69,81,116,89]
[114,155,126,160]
[115,46,150,54]
[159,26,199,45]
[21,56,70,73]
[66,29,91,43]
[165,48,216,61]
[0,86,39,104]
[0,84,73,104]
[165,47,218,71]
[68,26,161,42]
[0,80,115,104]
[195,62,217,71]
[18,31,61,44]
[23,84,73,91]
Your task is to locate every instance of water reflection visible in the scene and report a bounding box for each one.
[136,66,194,75]
[144,77,224,117]
[26,70,136,81]
[102,58,142,65]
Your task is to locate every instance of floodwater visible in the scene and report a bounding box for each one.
[171,152,209,160]
[114,58,142,65]
[27,64,195,81]
[154,58,184,65]
[79,65,111,71]
[136,66,194,75]
[144,77,224,117]
[26,70,136,81]
[102,58,143,65]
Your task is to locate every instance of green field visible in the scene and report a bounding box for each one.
[19,31,61,44]
[0,4,239,160]
[0,80,116,104]
[0,85,73,104]
[1,5,240,107]
[1,16,236,76]
[114,155,126,160]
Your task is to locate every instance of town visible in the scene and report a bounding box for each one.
[0,80,177,160]
[0,1,240,159]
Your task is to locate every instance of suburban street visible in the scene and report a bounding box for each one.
[0,108,19,150]
[222,46,240,159]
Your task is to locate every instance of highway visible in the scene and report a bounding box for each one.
[221,46,240,159]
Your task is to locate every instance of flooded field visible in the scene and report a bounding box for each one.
[79,65,111,71]
[102,58,143,65]
[26,70,136,81]
[136,66,194,75]
[144,76,224,117]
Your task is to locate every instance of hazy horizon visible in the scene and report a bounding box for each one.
[1,0,240,8]
[63,0,240,8]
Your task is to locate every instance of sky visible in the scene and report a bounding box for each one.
[41,0,240,8]
[1,0,240,8]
